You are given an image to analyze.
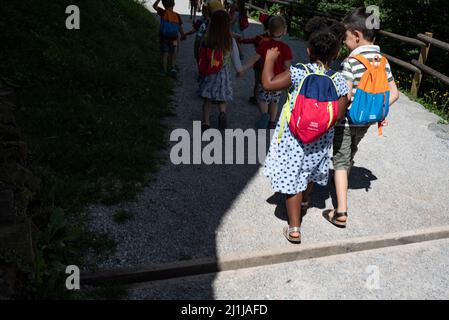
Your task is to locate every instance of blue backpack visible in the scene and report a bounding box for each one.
[347,54,390,125]
[160,11,180,39]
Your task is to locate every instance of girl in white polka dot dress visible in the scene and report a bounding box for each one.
[261,18,350,243]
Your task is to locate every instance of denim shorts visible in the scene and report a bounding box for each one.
[160,38,177,54]
[333,125,369,171]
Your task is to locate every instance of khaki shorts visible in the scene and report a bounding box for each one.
[333,125,369,171]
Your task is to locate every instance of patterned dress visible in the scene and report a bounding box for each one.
[199,39,242,102]
[264,63,350,194]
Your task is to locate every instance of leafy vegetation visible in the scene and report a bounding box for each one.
[0,0,173,298]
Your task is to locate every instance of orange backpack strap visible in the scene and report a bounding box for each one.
[351,54,373,70]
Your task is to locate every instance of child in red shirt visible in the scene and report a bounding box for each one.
[241,16,292,129]
[238,14,273,105]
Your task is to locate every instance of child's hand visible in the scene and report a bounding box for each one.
[266,47,280,62]
[236,71,244,78]
[180,34,187,41]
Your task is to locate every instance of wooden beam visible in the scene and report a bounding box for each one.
[417,33,449,52]
[411,59,449,86]
[378,30,426,48]
[246,3,268,14]
[382,53,421,74]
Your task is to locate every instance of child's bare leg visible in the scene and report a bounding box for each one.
[162,53,168,73]
[334,169,348,222]
[253,83,258,99]
[302,182,314,203]
[258,101,269,115]
[202,99,212,125]
[169,52,176,70]
[286,193,303,238]
[218,102,227,130]
[218,102,226,113]
[268,102,278,122]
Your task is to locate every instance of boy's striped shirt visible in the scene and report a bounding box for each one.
[340,45,394,126]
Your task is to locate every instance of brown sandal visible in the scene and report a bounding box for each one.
[322,209,348,228]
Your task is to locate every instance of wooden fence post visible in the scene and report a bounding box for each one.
[411,32,433,97]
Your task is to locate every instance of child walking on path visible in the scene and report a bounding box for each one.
[199,9,243,131]
[190,0,199,21]
[324,7,400,228]
[153,0,186,77]
[238,14,273,105]
[263,19,350,243]
[241,16,292,129]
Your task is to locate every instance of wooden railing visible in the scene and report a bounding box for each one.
[246,0,449,98]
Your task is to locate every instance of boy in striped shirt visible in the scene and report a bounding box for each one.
[325,7,399,228]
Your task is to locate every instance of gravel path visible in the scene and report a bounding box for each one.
[87,2,449,274]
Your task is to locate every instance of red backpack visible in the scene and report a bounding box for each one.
[198,45,224,76]
[277,64,340,144]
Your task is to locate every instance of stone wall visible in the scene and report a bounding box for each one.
[0,87,40,298]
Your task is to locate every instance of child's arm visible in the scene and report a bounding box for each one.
[337,96,350,121]
[184,28,196,36]
[153,0,161,11]
[385,61,400,106]
[388,80,400,106]
[341,58,354,102]
[262,48,292,91]
[231,39,243,74]
[239,36,258,45]
[240,54,260,73]
[346,81,353,102]
[179,25,187,41]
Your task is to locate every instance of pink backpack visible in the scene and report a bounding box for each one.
[278,64,340,144]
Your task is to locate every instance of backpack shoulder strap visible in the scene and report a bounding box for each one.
[351,54,373,70]
[325,69,338,79]
[295,63,312,74]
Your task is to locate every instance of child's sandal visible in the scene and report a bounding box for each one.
[283,226,301,244]
[322,209,347,228]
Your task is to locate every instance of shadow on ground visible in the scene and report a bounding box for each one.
[270,166,378,222]
[91,10,381,300]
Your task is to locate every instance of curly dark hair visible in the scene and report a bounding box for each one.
[306,17,345,65]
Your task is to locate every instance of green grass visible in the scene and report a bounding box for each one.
[0,0,173,298]
[0,0,173,212]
